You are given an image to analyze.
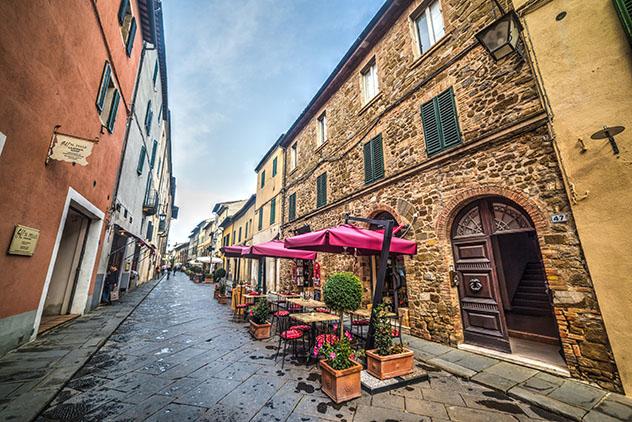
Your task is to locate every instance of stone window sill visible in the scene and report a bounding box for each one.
[357,92,383,116]
[409,32,452,71]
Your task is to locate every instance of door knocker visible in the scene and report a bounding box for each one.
[469,278,483,292]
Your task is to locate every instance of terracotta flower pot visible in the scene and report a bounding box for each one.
[249,320,271,340]
[218,295,227,304]
[319,359,362,403]
[365,348,414,380]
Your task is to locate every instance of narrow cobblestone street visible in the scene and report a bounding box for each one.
[35,273,571,421]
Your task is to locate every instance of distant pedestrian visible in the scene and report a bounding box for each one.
[102,265,118,305]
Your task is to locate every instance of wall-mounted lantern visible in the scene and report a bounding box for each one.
[476,9,523,61]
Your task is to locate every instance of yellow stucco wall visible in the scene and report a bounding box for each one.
[255,147,284,233]
[516,0,632,395]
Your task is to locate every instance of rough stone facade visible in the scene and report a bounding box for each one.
[278,0,623,392]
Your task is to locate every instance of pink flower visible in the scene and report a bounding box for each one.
[344,330,352,341]
[328,352,336,360]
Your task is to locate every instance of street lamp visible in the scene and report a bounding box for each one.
[476,10,523,61]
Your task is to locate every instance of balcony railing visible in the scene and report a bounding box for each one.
[143,191,159,216]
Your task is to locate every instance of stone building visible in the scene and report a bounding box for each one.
[278,0,623,392]
[511,0,632,396]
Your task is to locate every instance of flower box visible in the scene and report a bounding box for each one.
[249,320,271,340]
[365,348,414,380]
[319,359,362,403]
[218,295,227,304]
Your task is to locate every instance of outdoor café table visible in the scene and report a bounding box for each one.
[273,292,301,310]
[351,308,396,318]
[290,312,339,366]
[244,293,267,305]
[286,298,326,309]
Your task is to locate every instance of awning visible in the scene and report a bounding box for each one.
[221,245,248,257]
[241,240,317,260]
[284,224,417,256]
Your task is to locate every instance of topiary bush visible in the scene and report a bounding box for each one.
[323,272,362,339]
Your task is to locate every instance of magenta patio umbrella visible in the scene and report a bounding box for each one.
[221,245,248,257]
[241,240,317,260]
[283,223,417,256]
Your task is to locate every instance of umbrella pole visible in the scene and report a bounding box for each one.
[343,214,393,349]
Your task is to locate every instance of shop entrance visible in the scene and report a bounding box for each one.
[40,208,90,332]
[451,197,563,366]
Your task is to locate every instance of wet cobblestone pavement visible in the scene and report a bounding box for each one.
[38,273,571,421]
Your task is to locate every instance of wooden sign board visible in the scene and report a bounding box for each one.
[8,225,40,256]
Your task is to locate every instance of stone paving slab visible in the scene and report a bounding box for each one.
[403,332,632,421]
[0,277,162,421]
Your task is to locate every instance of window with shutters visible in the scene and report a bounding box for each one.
[316,173,327,208]
[272,157,278,176]
[363,134,385,184]
[118,0,136,56]
[290,143,298,171]
[614,0,632,45]
[137,145,146,175]
[288,193,297,222]
[258,208,263,231]
[412,0,445,56]
[96,62,121,133]
[238,227,242,243]
[421,87,462,156]
[146,220,153,241]
[270,198,276,224]
[145,101,153,135]
[152,60,159,87]
[261,170,266,188]
[150,139,158,168]
[360,59,379,104]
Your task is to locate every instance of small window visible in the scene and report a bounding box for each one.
[245,221,249,238]
[316,173,327,208]
[421,87,462,156]
[146,220,153,241]
[118,0,136,56]
[152,60,159,87]
[288,193,297,222]
[290,143,298,171]
[261,170,266,188]
[270,198,276,224]
[361,60,379,104]
[96,62,121,133]
[272,157,278,177]
[258,208,263,231]
[363,134,385,184]
[317,112,327,146]
[238,227,242,242]
[137,145,146,175]
[144,101,153,135]
[150,139,158,168]
[414,0,445,55]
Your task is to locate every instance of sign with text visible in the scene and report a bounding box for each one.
[8,225,40,256]
[49,133,97,166]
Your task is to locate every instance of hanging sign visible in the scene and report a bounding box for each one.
[47,131,98,166]
[8,225,40,256]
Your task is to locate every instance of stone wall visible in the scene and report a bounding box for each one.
[277,0,622,391]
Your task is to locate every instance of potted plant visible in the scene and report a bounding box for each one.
[217,282,227,304]
[365,304,414,380]
[213,268,226,283]
[248,299,271,340]
[317,272,363,404]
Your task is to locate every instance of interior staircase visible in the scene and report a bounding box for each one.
[510,262,552,316]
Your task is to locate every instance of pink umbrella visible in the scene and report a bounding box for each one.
[284,224,417,256]
[221,245,248,257]
[241,240,317,260]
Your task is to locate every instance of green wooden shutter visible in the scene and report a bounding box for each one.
[258,209,263,230]
[438,89,461,148]
[150,139,158,168]
[316,173,327,208]
[363,141,373,183]
[272,157,277,176]
[118,0,129,24]
[270,198,276,224]
[261,170,265,188]
[106,89,120,133]
[137,145,146,175]
[614,0,632,44]
[421,99,441,155]
[289,193,296,221]
[372,135,384,180]
[126,17,137,56]
[96,62,111,111]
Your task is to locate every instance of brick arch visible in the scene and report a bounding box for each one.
[436,186,548,241]
[366,203,405,224]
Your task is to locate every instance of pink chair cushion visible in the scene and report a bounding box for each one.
[274,310,289,317]
[351,319,370,326]
[236,304,248,309]
[392,329,400,337]
[291,325,311,331]
[280,329,302,340]
[288,305,302,312]
[315,308,330,313]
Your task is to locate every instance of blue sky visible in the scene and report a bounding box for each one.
[163,0,385,245]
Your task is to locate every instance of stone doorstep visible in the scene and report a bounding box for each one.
[0,276,164,422]
[403,335,632,421]
[360,367,428,395]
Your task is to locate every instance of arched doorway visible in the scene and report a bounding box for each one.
[451,197,562,362]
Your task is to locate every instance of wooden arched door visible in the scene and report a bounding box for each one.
[451,197,536,353]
